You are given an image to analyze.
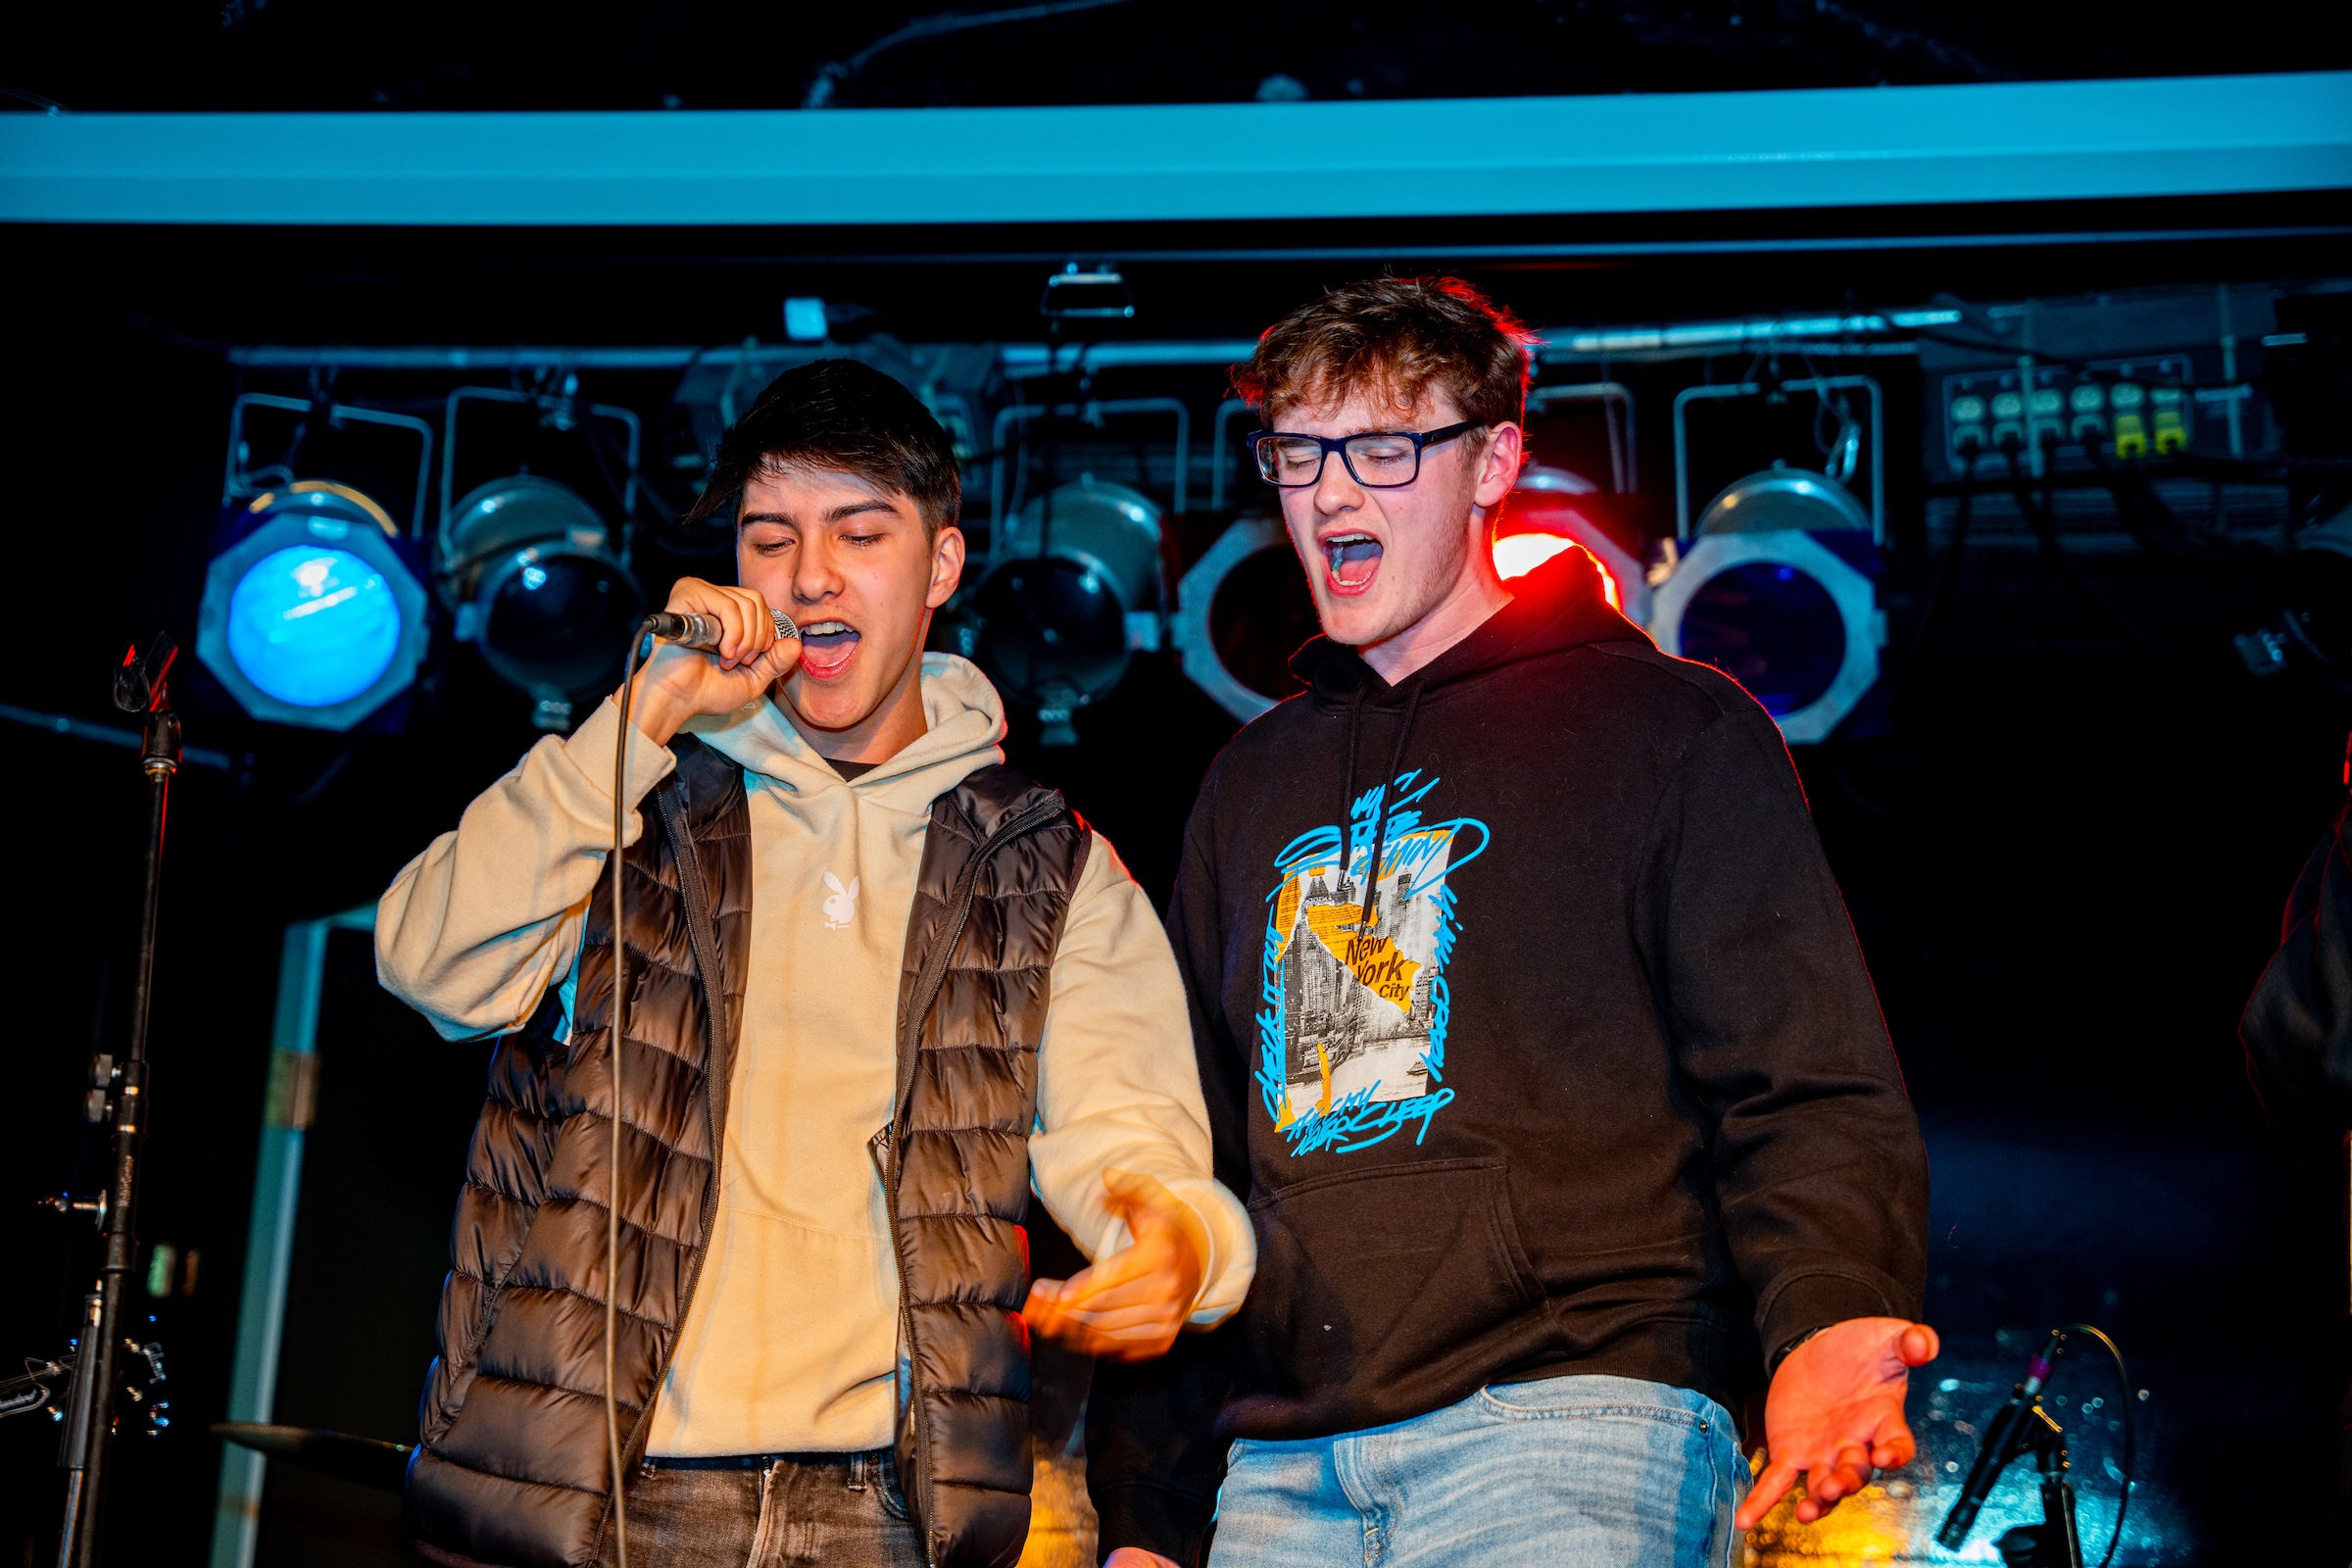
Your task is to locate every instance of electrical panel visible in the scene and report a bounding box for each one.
[1918,284,2286,480]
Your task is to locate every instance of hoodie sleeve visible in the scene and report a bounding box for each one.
[1029,831,1254,1325]
[1085,797,1253,1566]
[375,697,677,1041]
[1647,702,1929,1370]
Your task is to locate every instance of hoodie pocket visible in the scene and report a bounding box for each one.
[1240,1157,1544,1429]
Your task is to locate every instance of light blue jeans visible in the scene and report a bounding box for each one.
[1206,1375,1748,1568]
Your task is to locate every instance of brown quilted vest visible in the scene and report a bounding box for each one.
[403,736,1090,1568]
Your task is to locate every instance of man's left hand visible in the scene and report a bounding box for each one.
[1022,1169,1208,1362]
[1735,1316,1940,1531]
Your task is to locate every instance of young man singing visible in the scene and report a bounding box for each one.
[375,361,1252,1568]
[1089,278,1935,1567]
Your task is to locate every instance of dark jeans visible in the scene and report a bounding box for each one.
[599,1450,924,1568]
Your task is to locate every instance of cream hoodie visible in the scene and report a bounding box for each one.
[376,655,1252,1456]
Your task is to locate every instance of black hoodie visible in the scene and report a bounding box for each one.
[1088,547,1928,1561]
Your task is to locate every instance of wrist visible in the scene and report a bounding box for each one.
[1771,1325,1829,1376]
[622,667,692,747]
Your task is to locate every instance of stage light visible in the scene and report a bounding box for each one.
[965,479,1164,744]
[1168,513,1321,725]
[196,481,431,731]
[1694,462,1873,536]
[1646,463,1882,747]
[437,475,645,731]
[1493,465,1651,624]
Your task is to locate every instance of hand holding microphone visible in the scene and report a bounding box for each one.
[621,578,802,745]
[645,607,801,653]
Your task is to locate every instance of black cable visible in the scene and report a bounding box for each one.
[2002,447,2235,680]
[2060,1323,2135,1568]
[1881,448,1977,721]
[1826,523,2054,823]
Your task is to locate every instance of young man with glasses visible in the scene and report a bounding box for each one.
[1088,278,1935,1567]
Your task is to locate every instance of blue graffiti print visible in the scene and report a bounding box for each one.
[1257,770,1488,1156]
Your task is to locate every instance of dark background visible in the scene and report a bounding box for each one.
[6,6,2351,1565]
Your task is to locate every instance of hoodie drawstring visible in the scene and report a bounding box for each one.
[1335,678,1425,937]
[1361,680,1424,932]
[1338,689,1365,911]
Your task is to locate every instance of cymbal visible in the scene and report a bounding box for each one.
[214,1421,414,1493]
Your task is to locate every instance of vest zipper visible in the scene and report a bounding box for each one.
[880,793,1066,1568]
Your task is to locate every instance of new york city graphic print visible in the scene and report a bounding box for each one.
[1257,770,1489,1156]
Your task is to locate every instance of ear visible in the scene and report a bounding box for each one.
[824,871,844,892]
[926,525,967,611]
[1474,422,1524,510]
[847,877,859,897]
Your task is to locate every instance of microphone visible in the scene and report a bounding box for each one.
[645,608,800,651]
[1936,1329,2064,1548]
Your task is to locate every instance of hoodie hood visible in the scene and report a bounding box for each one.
[680,652,1008,813]
[1288,542,1649,706]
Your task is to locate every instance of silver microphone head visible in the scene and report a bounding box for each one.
[771,610,800,640]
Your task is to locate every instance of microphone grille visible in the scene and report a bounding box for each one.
[771,610,800,640]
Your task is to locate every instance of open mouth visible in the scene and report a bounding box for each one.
[1321,533,1384,595]
[795,619,860,679]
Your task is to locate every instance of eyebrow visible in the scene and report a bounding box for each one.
[739,499,901,528]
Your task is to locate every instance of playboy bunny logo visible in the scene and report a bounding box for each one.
[821,872,859,930]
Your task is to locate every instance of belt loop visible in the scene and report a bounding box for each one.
[847,1451,869,1492]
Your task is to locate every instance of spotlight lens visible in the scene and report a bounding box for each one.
[480,553,641,697]
[224,545,402,708]
[1680,563,1844,717]
[975,559,1130,698]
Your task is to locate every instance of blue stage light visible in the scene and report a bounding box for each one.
[197,482,432,731]
[223,545,403,708]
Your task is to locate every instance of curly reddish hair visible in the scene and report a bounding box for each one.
[1234,276,1537,433]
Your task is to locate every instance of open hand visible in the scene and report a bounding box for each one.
[1022,1169,1207,1362]
[1735,1316,1940,1531]
[625,577,800,744]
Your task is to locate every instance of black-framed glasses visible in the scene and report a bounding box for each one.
[1247,420,1483,489]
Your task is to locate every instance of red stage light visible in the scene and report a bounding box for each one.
[1493,534,1622,610]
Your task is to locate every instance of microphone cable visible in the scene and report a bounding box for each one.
[603,618,658,1568]
[600,604,795,1566]
[2061,1322,2135,1568]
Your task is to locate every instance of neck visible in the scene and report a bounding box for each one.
[1358,560,1512,685]
[781,649,931,764]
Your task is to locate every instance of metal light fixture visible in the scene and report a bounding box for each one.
[1169,513,1320,725]
[1658,376,1886,744]
[437,475,645,731]
[1493,465,1652,624]
[1694,461,1874,536]
[196,481,432,731]
[1650,525,1882,744]
[1039,264,1135,322]
[966,478,1164,744]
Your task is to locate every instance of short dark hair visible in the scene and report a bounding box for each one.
[1235,276,1535,433]
[685,359,960,536]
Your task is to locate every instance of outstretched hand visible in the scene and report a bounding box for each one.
[1736,1317,1940,1532]
[1022,1169,1207,1363]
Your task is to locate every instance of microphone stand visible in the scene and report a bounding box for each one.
[1937,1328,2085,1568]
[55,635,182,1568]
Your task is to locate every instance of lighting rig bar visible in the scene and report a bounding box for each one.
[6,73,2348,226]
